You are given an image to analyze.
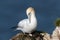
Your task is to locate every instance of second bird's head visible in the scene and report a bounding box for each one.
[26,7,35,16]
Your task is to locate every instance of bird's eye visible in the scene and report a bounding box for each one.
[28,13,31,15]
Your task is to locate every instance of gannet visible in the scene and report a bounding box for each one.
[15,7,37,34]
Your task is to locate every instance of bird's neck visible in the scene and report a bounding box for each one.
[29,14,37,23]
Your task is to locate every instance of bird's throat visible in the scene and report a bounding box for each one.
[29,14,36,23]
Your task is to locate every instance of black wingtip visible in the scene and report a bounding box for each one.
[10,26,18,29]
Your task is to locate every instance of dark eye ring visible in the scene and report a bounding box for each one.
[28,12,31,15]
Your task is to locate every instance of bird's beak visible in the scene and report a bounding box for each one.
[28,13,31,23]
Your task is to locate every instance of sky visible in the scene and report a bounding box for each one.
[0,0,60,40]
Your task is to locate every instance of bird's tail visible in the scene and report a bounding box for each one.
[10,25,18,31]
[10,25,18,29]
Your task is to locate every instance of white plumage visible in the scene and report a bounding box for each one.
[16,7,37,34]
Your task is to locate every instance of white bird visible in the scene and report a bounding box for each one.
[16,7,37,34]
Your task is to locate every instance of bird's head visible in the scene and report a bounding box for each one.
[26,7,35,16]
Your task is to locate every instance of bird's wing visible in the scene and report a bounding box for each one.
[18,19,29,29]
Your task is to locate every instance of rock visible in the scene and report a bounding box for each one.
[51,18,60,40]
[10,31,51,40]
[51,27,60,40]
[42,33,51,40]
[10,31,44,40]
